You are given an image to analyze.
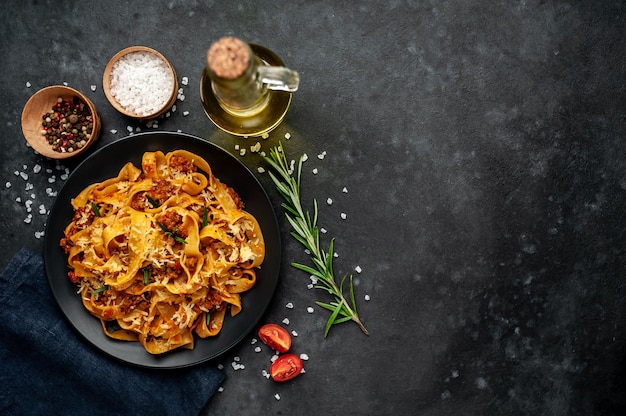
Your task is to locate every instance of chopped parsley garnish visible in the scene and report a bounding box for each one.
[143,267,149,285]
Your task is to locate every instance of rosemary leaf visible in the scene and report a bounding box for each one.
[91,202,101,217]
[264,143,369,337]
[202,206,208,228]
[145,194,160,208]
[92,285,109,295]
[325,301,344,337]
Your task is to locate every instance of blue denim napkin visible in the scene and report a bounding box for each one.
[0,248,225,416]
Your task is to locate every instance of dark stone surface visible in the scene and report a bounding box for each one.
[1,1,625,415]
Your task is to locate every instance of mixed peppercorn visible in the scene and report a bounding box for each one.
[41,97,93,153]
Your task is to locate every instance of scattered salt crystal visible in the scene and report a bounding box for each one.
[233,356,241,362]
[24,215,32,224]
[274,394,281,401]
[183,111,189,116]
[250,142,261,152]
[218,387,224,393]
[33,164,41,174]
[15,197,21,203]
[262,369,271,379]
[90,85,97,92]
[5,182,10,188]
[234,144,240,150]
[22,165,27,170]
[239,148,246,156]
[30,193,36,200]
[181,76,188,86]
[284,132,291,140]
[254,346,262,353]
[251,338,258,344]
[48,176,56,183]
[38,204,46,215]
[46,169,53,174]
[317,151,326,160]
[342,187,348,193]
[340,212,347,220]
[25,183,34,191]
[309,275,318,284]
[172,104,177,112]
[282,318,290,325]
[60,173,69,181]
[299,353,309,361]
[217,364,224,370]
[127,126,133,133]
[333,252,339,258]
[355,266,362,273]
[364,294,371,301]
[291,330,298,337]
[307,306,314,313]
[261,132,269,139]
[320,227,327,234]
[326,198,333,205]
[231,361,245,370]
[312,168,318,174]
[257,167,265,174]
[270,354,279,363]
[63,81,68,86]
[35,231,44,239]
[26,82,31,88]
[19,172,28,180]
[285,302,294,309]
[307,284,314,289]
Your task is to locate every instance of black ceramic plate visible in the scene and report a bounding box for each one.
[44,132,281,369]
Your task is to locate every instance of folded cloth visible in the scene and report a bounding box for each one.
[0,248,225,416]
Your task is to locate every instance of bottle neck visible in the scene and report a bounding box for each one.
[206,37,270,116]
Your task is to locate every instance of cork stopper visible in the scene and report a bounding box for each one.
[207,36,251,80]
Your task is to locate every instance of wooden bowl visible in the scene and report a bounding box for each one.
[102,46,178,119]
[21,85,101,160]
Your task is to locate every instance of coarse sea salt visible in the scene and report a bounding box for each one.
[109,51,174,117]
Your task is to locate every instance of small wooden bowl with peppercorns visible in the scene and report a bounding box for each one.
[21,85,101,159]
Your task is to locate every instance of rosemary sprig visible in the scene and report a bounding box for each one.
[263,143,369,337]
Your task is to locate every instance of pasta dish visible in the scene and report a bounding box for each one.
[59,149,265,354]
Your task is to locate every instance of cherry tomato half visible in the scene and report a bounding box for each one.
[270,353,304,382]
[258,323,292,353]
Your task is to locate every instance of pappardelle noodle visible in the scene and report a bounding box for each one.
[60,150,265,354]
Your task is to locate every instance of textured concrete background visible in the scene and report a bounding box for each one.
[1,1,625,415]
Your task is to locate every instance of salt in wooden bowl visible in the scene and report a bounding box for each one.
[21,85,101,160]
[103,46,178,119]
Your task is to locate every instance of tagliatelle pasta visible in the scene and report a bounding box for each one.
[60,150,265,354]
